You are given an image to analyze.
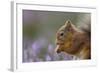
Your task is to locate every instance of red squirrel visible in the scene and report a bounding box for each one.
[55,20,91,59]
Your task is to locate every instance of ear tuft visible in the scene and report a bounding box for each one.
[65,20,72,27]
[67,20,71,24]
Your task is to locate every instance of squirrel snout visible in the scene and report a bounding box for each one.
[56,49,61,53]
[55,45,61,53]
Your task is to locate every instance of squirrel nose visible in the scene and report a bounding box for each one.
[56,49,61,53]
[55,45,61,53]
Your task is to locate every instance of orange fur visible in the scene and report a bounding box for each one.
[55,20,91,59]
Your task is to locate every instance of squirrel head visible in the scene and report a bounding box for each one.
[55,20,79,54]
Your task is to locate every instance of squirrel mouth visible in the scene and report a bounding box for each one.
[55,42,64,54]
[55,45,61,53]
[55,39,64,53]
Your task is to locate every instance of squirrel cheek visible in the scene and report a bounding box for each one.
[64,42,72,49]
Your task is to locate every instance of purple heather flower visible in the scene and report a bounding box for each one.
[47,44,55,54]
[45,55,52,61]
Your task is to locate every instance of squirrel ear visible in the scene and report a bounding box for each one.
[65,20,72,27]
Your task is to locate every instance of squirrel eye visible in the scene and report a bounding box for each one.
[60,32,64,36]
